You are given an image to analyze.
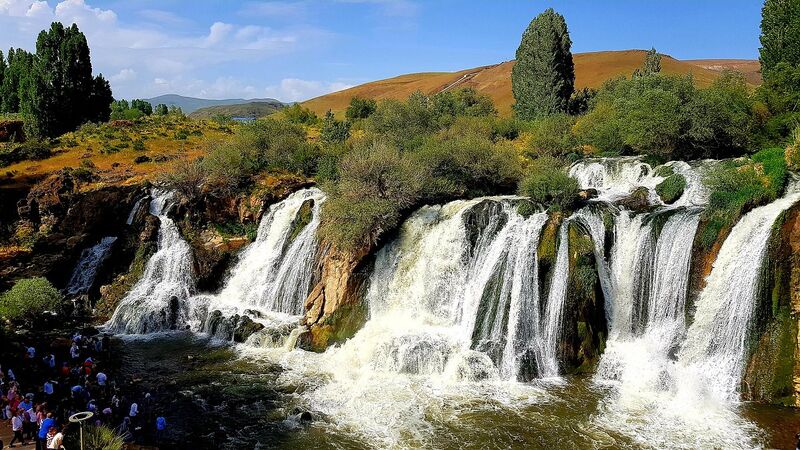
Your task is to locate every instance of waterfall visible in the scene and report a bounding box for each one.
[65,236,117,296]
[107,189,195,334]
[339,197,557,381]
[678,185,800,402]
[215,188,325,314]
[126,196,147,225]
[538,221,569,377]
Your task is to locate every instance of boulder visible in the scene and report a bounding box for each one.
[617,186,651,212]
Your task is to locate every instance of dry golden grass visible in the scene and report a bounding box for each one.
[1,116,233,189]
[303,50,760,117]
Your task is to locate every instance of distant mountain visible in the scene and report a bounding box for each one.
[144,94,285,114]
[188,101,286,120]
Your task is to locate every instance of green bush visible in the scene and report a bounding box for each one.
[320,141,426,249]
[132,139,146,151]
[655,173,687,204]
[518,156,579,211]
[414,133,521,198]
[283,104,319,125]
[175,129,190,140]
[700,147,788,246]
[65,425,124,450]
[345,97,377,120]
[526,113,578,157]
[0,277,62,323]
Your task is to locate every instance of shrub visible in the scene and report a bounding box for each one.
[174,129,190,140]
[526,114,578,158]
[346,97,378,120]
[282,104,319,125]
[320,111,351,145]
[132,139,146,151]
[655,173,686,204]
[0,277,62,323]
[700,147,788,246]
[320,141,427,249]
[414,133,522,198]
[518,156,579,210]
[65,425,124,450]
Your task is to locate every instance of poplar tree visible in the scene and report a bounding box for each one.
[760,0,800,78]
[512,8,575,120]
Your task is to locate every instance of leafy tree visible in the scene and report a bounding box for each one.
[283,104,319,125]
[155,103,169,116]
[687,72,754,158]
[345,96,377,120]
[0,50,5,102]
[0,277,62,324]
[568,87,595,115]
[1,48,34,114]
[430,87,497,122]
[512,8,575,119]
[87,75,113,123]
[131,99,153,116]
[760,0,800,78]
[633,48,662,78]
[320,110,350,145]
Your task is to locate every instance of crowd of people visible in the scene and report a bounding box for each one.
[0,330,167,449]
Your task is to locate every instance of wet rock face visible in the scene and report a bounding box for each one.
[463,199,508,251]
[204,310,266,343]
[743,203,800,406]
[617,186,652,213]
[1,172,146,290]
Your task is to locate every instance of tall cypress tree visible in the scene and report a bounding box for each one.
[512,8,575,120]
[0,50,6,109]
[87,74,113,123]
[2,49,35,114]
[760,0,800,78]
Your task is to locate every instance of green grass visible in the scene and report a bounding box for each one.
[655,173,686,204]
[699,147,788,247]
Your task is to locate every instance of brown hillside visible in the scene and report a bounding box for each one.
[686,59,762,85]
[303,50,759,116]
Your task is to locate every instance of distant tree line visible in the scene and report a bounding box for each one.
[0,22,113,138]
[110,99,180,121]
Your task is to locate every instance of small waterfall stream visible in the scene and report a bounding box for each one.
[107,189,195,334]
[65,236,117,296]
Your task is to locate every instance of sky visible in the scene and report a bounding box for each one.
[0,0,764,102]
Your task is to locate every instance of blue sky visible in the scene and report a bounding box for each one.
[0,0,764,101]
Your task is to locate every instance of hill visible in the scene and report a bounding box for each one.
[302,50,761,116]
[188,101,286,120]
[145,94,284,114]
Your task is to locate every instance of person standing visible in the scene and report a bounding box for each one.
[37,413,55,450]
[8,409,26,447]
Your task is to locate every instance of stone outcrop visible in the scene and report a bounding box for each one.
[1,171,146,290]
[301,243,370,351]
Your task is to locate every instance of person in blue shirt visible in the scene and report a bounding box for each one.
[37,413,56,450]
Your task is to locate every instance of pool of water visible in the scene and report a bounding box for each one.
[115,333,800,450]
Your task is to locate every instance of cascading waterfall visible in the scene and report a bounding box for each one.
[538,221,569,377]
[65,236,117,296]
[215,188,325,314]
[190,188,326,344]
[678,183,800,402]
[107,189,195,334]
[359,197,558,380]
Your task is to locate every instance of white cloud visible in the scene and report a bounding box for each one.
[137,9,190,27]
[336,0,418,17]
[110,68,136,83]
[0,0,334,99]
[264,78,353,102]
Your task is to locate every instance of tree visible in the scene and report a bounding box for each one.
[512,8,575,120]
[345,96,377,120]
[87,75,113,123]
[155,103,169,116]
[634,48,662,77]
[131,99,153,116]
[1,48,34,114]
[760,0,800,78]
[320,110,350,145]
[0,50,5,104]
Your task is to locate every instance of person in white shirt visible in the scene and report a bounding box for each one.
[70,343,80,360]
[9,409,26,447]
[96,371,107,386]
[43,380,54,397]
